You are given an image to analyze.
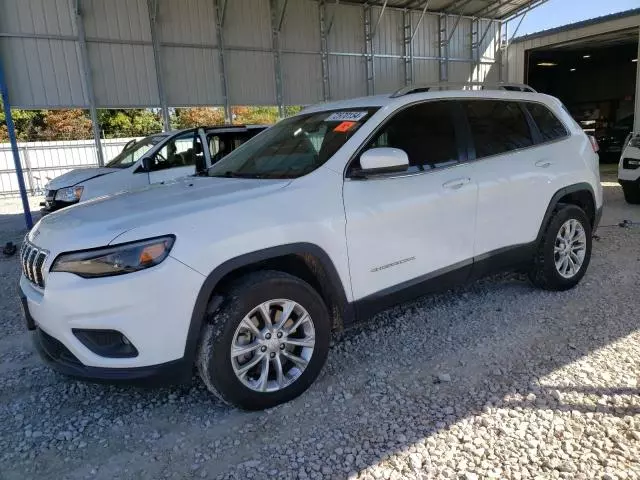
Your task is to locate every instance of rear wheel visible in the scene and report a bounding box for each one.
[622,183,640,204]
[528,205,592,291]
[196,271,330,410]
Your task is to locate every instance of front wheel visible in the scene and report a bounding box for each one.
[196,271,330,410]
[528,205,592,291]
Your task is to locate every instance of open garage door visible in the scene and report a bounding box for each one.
[525,28,638,162]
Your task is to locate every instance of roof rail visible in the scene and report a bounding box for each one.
[390,82,537,97]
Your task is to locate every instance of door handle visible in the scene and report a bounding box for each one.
[535,160,552,168]
[442,177,471,190]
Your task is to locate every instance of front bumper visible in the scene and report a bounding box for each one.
[33,327,191,385]
[20,255,205,384]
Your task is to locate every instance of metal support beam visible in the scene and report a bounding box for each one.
[438,15,448,82]
[147,0,171,131]
[270,0,287,118]
[403,10,413,85]
[0,59,33,229]
[470,18,479,83]
[634,27,640,133]
[363,5,375,95]
[74,0,105,166]
[371,0,388,39]
[214,0,231,123]
[502,0,549,22]
[326,0,339,35]
[410,0,431,42]
[319,0,331,101]
[498,21,505,82]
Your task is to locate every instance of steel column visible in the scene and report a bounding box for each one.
[470,18,479,83]
[438,15,448,82]
[0,60,33,229]
[363,5,374,95]
[498,21,505,82]
[214,0,231,123]
[403,10,412,85]
[634,27,640,133]
[319,0,331,101]
[270,0,287,118]
[147,0,170,131]
[74,0,105,166]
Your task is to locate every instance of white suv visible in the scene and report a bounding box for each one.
[618,133,640,204]
[19,85,603,410]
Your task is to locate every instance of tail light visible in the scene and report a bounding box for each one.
[588,135,599,153]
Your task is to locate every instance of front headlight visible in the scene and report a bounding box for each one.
[51,236,175,278]
[55,186,84,202]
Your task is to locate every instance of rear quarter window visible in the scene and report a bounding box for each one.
[525,102,569,142]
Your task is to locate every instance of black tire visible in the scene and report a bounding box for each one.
[622,184,640,204]
[528,205,592,291]
[196,270,330,410]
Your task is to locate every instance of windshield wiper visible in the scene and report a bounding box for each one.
[210,171,267,179]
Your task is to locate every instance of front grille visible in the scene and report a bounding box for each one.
[20,240,48,288]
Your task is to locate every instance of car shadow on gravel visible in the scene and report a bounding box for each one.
[2,221,640,478]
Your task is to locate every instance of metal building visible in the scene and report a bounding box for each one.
[506,8,640,134]
[0,0,545,116]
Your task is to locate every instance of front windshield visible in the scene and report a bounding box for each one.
[106,134,166,168]
[208,108,379,179]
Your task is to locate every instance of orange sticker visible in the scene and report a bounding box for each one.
[333,121,357,133]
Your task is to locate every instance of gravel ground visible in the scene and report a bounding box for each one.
[1,172,640,480]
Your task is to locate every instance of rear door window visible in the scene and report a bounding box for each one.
[463,100,533,159]
[525,102,568,142]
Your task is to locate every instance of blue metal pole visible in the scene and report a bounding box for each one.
[0,59,33,230]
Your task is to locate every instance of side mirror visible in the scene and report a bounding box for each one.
[140,157,153,172]
[358,148,409,175]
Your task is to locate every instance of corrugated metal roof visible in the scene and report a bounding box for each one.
[336,0,540,20]
[513,7,640,43]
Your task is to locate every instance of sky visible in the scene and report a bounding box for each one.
[509,0,640,38]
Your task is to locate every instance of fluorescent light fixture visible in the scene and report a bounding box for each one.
[537,62,557,67]
[582,54,591,59]
[633,58,638,63]
[570,68,576,72]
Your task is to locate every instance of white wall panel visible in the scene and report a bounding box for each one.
[280,0,320,52]
[0,0,76,35]
[327,3,364,53]
[329,55,366,100]
[372,7,402,56]
[449,61,472,83]
[224,0,271,49]
[411,13,439,58]
[374,57,403,94]
[158,0,216,45]
[413,59,439,83]
[281,53,322,105]
[226,51,275,105]
[88,43,159,107]
[162,46,222,106]
[83,0,150,42]
[0,38,87,108]
[447,16,471,59]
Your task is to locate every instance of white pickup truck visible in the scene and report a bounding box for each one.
[41,125,267,213]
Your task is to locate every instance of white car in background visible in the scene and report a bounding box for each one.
[618,133,640,204]
[41,125,267,213]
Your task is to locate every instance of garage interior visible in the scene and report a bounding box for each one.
[525,28,639,161]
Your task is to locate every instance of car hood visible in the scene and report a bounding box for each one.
[46,168,119,190]
[29,176,291,252]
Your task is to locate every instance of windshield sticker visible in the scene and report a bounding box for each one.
[333,121,357,133]
[325,111,368,122]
